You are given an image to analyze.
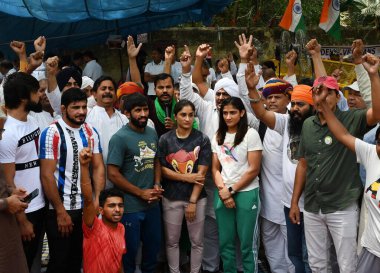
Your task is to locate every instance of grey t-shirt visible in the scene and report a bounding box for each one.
[107,125,158,213]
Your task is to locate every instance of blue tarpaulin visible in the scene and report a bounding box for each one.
[0,0,232,54]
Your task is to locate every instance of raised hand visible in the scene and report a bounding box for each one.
[352,39,364,65]
[218,58,229,74]
[29,51,44,69]
[306,39,321,56]
[245,61,262,90]
[234,33,253,61]
[127,35,142,59]
[165,45,175,63]
[34,36,46,52]
[285,50,298,67]
[311,84,329,111]
[180,45,192,73]
[79,137,93,166]
[45,56,59,77]
[362,53,380,76]
[195,44,211,59]
[10,41,26,56]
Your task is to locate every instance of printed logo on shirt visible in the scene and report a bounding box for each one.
[220,144,239,163]
[287,135,301,164]
[18,128,40,152]
[67,128,80,210]
[324,136,333,145]
[133,141,156,172]
[15,159,40,171]
[166,146,200,174]
[365,178,380,208]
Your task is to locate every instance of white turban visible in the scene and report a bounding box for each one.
[214,78,239,97]
[81,76,94,89]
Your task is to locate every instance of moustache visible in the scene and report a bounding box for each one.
[102,93,113,99]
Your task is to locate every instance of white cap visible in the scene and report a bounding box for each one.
[81,76,94,89]
[343,81,359,92]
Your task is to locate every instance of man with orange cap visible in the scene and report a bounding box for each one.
[245,60,314,273]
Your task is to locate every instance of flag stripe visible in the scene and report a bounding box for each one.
[279,0,295,30]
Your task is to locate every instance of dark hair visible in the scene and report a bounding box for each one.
[202,59,210,69]
[174,83,180,91]
[123,92,148,112]
[93,76,117,93]
[82,50,95,60]
[152,47,163,55]
[174,99,195,115]
[73,52,83,61]
[3,72,39,109]
[61,88,87,108]
[154,73,174,88]
[99,188,124,207]
[216,97,248,146]
[375,126,380,142]
[0,60,13,70]
[299,77,314,87]
[261,60,276,71]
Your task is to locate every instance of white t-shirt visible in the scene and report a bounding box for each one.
[355,138,380,257]
[144,60,164,95]
[211,128,263,191]
[274,113,305,211]
[259,127,285,224]
[39,119,101,210]
[0,116,45,213]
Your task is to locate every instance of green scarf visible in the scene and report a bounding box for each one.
[154,98,198,129]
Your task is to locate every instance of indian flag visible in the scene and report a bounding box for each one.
[279,0,305,32]
[319,0,341,40]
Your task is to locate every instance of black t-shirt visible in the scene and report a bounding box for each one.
[157,129,211,201]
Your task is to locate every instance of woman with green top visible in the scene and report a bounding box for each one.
[211,97,263,273]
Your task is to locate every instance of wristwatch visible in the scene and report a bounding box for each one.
[228,187,236,195]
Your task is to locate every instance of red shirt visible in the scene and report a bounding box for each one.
[83,217,126,273]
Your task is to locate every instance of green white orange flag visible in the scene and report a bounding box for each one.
[279,0,305,32]
[319,0,341,40]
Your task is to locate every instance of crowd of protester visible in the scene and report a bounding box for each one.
[0,33,379,273]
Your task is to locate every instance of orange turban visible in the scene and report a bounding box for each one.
[117,82,144,99]
[291,85,314,105]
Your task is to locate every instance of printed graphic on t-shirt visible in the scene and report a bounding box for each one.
[166,146,200,174]
[287,135,300,164]
[220,144,239,163]
[133,140,156,172]
[366,178,380,207]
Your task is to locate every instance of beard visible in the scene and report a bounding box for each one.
[288,107,314,136]
[66,112,85,126]
[26,101,43,113]
[130,115,147,128]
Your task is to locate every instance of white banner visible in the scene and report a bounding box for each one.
[321,45,380,58]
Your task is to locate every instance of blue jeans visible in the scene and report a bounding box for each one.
[121,205,162,273]
[284,206,311,273]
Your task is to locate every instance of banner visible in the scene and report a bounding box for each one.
[321,45,380,59]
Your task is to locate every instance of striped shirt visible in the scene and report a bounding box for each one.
[39,118,102,210]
